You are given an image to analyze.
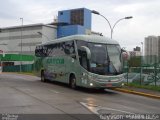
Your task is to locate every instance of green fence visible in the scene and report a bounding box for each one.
[123,55,160,87]
[3,64,33,72]
[0,54,34,61]
[1,54,160,88]
[0,54,34,72]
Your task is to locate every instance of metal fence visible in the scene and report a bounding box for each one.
[123,55,160,86]
[3,64,33,72]
[1,55,160,88]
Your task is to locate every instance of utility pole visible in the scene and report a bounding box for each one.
[20,18,23,72]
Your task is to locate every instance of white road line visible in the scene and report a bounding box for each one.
[80,102,134,115]
[80,102,99,114]
[50,90,60,94]
[99,107,134,114]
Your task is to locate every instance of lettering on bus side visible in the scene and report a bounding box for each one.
[47,58,64,64]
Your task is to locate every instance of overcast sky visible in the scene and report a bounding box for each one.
[0,0,160,51]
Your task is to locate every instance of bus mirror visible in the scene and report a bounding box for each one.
[121,48,126,53]
[80,46,91,60]
[122,51,130,60]
[121,48,130,60]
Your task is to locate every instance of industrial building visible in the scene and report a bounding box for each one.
[0,24,57,55]
[0,8,93,55]
[0,8,97,69]
[57,8,91,38]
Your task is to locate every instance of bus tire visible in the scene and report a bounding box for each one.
[41,71,47,82]
[99,88,105,92]
[70,75,76,89]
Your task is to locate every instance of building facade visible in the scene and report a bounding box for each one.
[144,36,160,64]
[0,24,57,55]
[133,46,141,52]
[0,24,57,66]
[0,8,99,67]
[57,8,92,38]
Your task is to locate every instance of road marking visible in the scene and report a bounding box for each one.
[98,107,134,114]
[80,102,99,114]
[50,90,60,94]
[80,102,134,115]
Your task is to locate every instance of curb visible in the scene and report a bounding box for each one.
[114,88,160,100]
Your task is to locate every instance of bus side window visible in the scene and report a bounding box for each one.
[79,51,88,70]
[76,41,89,70]
[63,41,76,59]
[35,46,39,57]
[46,43,65,57]
[35,45,45,57]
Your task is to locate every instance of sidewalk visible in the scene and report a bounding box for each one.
[114,86,160,99]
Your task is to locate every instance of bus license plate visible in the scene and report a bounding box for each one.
[106,83,112,87]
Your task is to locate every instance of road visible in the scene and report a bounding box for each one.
[0,73,160,119]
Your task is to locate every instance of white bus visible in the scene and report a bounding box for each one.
[35,35,125,89]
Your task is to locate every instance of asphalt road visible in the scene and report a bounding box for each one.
[0,73,160,119]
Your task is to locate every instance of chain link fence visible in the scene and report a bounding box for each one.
[123,55,160,87]
[1,54,160,88]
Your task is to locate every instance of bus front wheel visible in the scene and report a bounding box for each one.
[70,75,76,89]
[41,71,47,82]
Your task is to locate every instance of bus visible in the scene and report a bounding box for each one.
[35,35,125,89]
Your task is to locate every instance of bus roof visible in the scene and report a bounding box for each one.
[38,35,119,46]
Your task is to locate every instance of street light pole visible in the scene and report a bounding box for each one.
[111,16,132,39]
[0,44,7,72]
[140,42,143,85]
[91,10,133,39]
[141,42,143,56]
[20,18,23,72]
[91,10,112,38]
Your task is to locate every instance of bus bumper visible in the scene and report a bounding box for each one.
[87,81,124,89]
[80,73,125,89]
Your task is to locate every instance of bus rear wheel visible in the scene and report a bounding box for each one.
[41,71,47,82]
[70,75,76,89]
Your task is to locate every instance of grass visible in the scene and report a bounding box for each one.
[126,82,160,92]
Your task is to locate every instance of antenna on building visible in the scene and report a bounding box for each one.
[53,16,58,22]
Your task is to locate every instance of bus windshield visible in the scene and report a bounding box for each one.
[80,42,122,75]
[88,43,122,75]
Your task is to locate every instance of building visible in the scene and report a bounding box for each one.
[127,46,141,58]
[57,8,92,38]
[144,36,159,56]
[133,46,140,52]
[128,51,141,57]
[0,8,99,68]
[0,24,57,55]
[0,24,57,66]
[144,36,160,64]
[0,8,94,55]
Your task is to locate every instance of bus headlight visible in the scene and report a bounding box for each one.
[90,83,93,86]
